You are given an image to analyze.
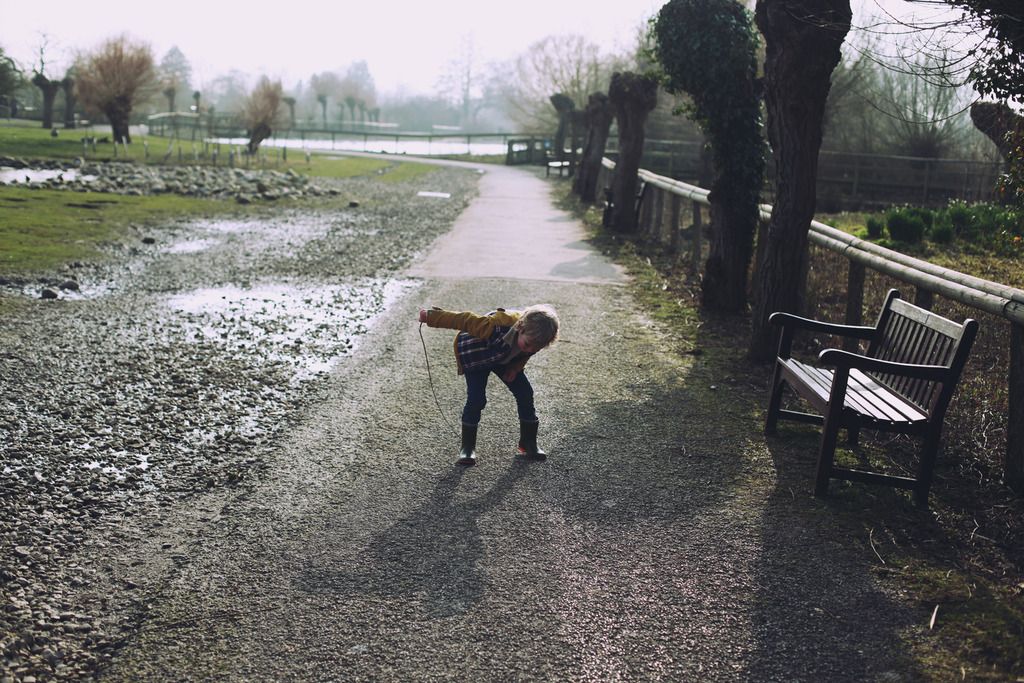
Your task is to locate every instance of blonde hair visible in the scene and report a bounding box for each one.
[517,304,559,348]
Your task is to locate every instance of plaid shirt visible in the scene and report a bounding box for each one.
[425,308,534,375]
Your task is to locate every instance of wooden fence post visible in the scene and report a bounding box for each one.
[670,195,682,255]
[654,189,665,245]
[844,261,865,352]
[1009,322,1024,493]
[691,200,702,274]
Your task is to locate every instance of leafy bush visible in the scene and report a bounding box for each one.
[866,215,885,239]
[906,206,935,231]
[930,219,955,244]
[886,206,927,244]
[944,200,974,237]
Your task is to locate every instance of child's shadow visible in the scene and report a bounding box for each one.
[295,460,530,618]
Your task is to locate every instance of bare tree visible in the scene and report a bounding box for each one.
[436,35,481,128]
[499,34,628,131]
[243,76,283,153]
[75,35,156,144]
[875,52,973,158]
[310,71,341,127]
[29,34,62,128]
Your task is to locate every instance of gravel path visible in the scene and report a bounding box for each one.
[3,161,920,681]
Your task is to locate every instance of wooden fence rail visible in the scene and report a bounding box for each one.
[596,157,1024,492]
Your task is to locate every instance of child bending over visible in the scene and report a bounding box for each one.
[418,304,559,466]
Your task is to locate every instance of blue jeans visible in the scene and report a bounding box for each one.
[461,368,537,426]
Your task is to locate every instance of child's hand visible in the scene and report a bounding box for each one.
[502,369,517,382]
[418,309,428,323]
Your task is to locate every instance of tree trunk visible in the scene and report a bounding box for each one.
[105,96,133,144]
[61,77,76,130]
[248,123,272,154]
[32,74,60,129]
[608,72,658,234]
[749,0,851,361]
[549,93,575,162]
[574,92,614,202]
[704,172,760,311]
[970,101,1023,172]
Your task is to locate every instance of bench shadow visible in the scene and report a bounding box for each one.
[751,421,925,679]
[294,459,531,618]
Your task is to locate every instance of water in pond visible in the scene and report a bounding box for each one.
[0,167,95,184]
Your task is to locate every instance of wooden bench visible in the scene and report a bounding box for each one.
[764,289,978,507]
[546,159,571,177]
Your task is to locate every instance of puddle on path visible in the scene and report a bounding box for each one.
[164,238,220,254]
[165,277,419,380]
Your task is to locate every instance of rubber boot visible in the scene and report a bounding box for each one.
[517,421,547,461]
[457,423,478,466]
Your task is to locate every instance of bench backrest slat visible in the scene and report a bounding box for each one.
[867,291,975,416]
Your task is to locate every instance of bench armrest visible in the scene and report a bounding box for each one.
[769,311,875,338]
[818,349,950,381]
[769,311,875,360]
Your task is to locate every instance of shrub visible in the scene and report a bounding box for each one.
[906,206,935,231]
[866,215,885,239]
[945,200,974,237]
[930,219,955,244]
[886,206,927,243]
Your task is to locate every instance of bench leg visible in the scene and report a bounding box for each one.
[814,416,842,497]
[764,363,785,435]
[913,430,942,509]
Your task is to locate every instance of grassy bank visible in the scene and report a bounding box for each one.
[0,121,442,279]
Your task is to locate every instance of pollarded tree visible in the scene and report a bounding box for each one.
[31,72,60,128]
[283,96,297,128]
[75,35,157,144]
[653,0,765,312]
[574,92,614,202]
[243,76,283,153]
[749,0,852,360]
[61,74,76,129]
[608,71,659,234]
[549,92,575,161]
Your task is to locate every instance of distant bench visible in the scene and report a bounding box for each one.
[546,159,571,178]
[765,289,978,508]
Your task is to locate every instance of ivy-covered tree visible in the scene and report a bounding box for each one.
[749,0,851,360]
[653,0,765,312]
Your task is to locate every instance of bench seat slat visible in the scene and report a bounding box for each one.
[779,358,928,425]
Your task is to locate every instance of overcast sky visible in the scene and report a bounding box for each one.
[1,0,965,96]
